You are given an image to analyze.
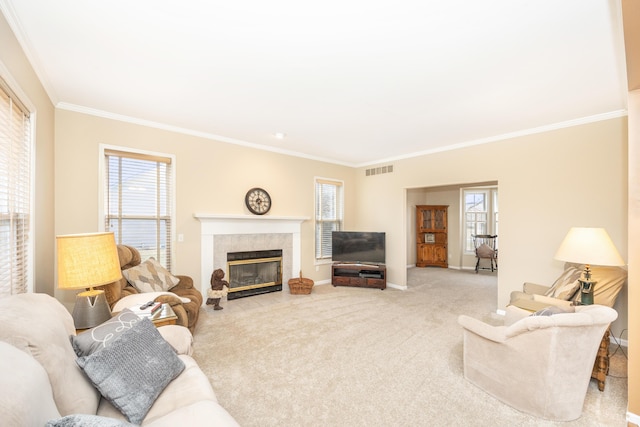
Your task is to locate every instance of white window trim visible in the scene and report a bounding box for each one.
[462,186,498,255]
[98,144,177,269]
[314,176,344,265]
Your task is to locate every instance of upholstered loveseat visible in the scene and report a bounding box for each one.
[0,293,237,426]
[509,262,627,312]
[97,245,202,333]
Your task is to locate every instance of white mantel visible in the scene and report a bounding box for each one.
[194,214,309,298]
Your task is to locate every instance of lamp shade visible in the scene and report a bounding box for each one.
[554,227,625,266]
[56,232,122,290]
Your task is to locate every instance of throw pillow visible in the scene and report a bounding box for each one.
[122,257,180,293]
[46,414,136,427]
[71,308,140,357]
[547,279,580,300]
[476,243,495,258]
[544,266,582,300]
[76,318,185,425]
[530,305,575,316]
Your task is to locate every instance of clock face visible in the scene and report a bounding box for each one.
[245,188,271,215]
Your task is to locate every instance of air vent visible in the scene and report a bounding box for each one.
[365,164,394,176]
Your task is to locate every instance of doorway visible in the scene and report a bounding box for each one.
[406,181,498,272]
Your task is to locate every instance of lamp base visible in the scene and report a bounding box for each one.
[72,289,111,329]
[579,279,595,305]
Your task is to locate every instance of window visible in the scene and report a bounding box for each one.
[463,188,498,253]
[0,77,33,296]
[103,148,175,270]
[315,178,343,261]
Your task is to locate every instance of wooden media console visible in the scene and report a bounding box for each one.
[331,263,386,290]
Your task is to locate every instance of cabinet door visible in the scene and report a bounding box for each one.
[418,244,437,264]
[432,207,447,231]
[432,245,448,265]
[418,206,448,232]
[417,243,448,267]
[418,207,433,231]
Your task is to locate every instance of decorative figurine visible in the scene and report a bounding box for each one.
[206,268,229,310]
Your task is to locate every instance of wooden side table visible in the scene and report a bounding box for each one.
[591,328,610,391]
[151,303,178,327]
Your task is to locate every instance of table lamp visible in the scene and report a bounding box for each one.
[554,227,625,305]
[57,232,122,329]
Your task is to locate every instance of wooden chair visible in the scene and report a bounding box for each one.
[472,234,498,273]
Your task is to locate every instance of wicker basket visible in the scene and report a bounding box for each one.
[288,271,314,295]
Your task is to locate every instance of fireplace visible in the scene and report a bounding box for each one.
[227,249,283,299]
[195,214,309,300]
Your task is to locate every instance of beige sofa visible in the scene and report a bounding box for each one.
[0,293,238,426]
[509,262,627,312]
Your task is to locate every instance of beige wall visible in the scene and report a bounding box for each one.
[623,0,640,420]
[627,88,639,425]
[0,12,56,295]
[355,118,628,335]
[53,109,356,306]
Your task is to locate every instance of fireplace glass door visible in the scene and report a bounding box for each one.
[226,251,282,299]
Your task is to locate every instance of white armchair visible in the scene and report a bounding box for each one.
[458,305,617,421]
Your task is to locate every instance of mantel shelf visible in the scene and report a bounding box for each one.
[194,214,309,222]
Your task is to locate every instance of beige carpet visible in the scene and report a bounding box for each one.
[192,268,628,426]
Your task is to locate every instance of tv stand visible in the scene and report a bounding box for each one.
[331,263,386,290]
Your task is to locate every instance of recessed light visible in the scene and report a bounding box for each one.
[273,132,286,139]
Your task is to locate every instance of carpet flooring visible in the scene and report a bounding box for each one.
[192,267,628,426]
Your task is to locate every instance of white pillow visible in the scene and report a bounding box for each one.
[122,258,180,293]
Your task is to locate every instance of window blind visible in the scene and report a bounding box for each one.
[104,149,173,270]
[315,178,343,260]
[0,78,32,296]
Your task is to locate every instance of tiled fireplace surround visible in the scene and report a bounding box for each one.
[195,214,308,299]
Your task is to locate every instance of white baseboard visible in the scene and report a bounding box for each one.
[628,411,640,425]
[611,335,628,347]
[386,282,407,291]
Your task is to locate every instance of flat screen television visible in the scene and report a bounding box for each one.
[331,231,386,265]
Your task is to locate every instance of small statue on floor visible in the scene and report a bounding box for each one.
[206,268,229,310]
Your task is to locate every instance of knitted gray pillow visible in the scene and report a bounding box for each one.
[530,305,575,317]
[71,308,140,357]
[76,318,185,425]
[45,414,135,427]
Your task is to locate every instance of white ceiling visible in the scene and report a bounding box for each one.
[0,0,629,166]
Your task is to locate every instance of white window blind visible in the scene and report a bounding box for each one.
[0,78,32,297]
[315,178,343,260]
[104,149,174,270]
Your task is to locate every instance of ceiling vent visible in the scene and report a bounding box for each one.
[365,165,394,176]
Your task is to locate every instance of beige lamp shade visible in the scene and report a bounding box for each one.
[554,227,625,266]
[56,232,122,290]
[57,232,121,329]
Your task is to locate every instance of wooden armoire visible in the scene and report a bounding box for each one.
[416,205,448,268]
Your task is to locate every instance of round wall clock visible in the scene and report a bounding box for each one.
[245,187,272,215]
